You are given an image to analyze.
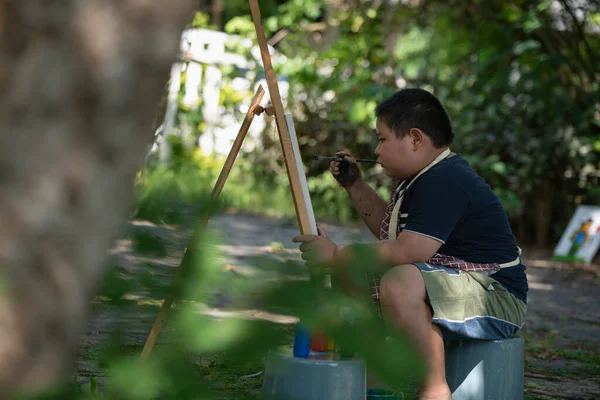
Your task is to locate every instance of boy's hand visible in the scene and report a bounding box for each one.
[292,225,338,269]
[330,151,362,188]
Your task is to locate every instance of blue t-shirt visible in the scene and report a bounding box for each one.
[396,154,528,303]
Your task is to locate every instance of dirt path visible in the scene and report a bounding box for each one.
[77,213,600,399]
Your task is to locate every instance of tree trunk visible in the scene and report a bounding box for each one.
[534,181,554,248]
[0,0,195,396]
[211,0,224,30]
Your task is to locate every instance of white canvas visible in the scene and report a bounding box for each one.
[284,113,318,237]
[553,205,600,263]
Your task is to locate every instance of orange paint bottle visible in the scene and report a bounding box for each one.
[310,331,327,352]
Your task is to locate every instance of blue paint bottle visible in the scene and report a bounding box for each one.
[293,323,311,358]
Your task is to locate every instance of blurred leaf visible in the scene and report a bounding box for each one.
[332,319,425,388]
[109,357,164,400]
[491,161,507,175]
[513,40,540,55]
[224,16,255,36]
[176,313,250,353]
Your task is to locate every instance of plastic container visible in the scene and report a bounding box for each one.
[444,336,524,400]
[262,351,367,400]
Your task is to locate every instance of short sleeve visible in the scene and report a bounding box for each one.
[402,174,469,243]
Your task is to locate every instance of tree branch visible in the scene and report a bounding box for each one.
[558,0,599,81]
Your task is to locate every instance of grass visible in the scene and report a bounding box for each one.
[551,255,587,263]
[524,394,563,400]
[524,328,600,386]
[526,331,561,359]
[194,355,265,400]
[556,349,600,376]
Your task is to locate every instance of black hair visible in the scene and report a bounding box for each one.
[375,88,454,147]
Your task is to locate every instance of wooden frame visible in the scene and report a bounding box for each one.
[140,85,266,360]
[248,0,315,236]
[140,0,319,359]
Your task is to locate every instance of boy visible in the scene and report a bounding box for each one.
[292,88,528,400]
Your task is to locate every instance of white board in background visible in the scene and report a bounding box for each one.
[285,113,318,236]
[553,205,600,264]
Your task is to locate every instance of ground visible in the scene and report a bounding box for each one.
[75,212,600,400]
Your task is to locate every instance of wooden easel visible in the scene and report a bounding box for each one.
[140,0,318,360]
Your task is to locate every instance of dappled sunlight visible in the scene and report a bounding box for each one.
[201,308,298,325]
[527,282,554,291]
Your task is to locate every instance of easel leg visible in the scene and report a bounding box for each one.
[139,85,266,360]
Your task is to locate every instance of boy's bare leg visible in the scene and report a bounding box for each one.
[379,264,452,400]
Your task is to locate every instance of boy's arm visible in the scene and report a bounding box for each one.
[333,230,442,273]
[333,173,466,272]
[330,151,387,238]
[345,180,388,238]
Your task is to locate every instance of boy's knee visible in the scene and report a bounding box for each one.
[379,270,399,306]
[380,264,426,307]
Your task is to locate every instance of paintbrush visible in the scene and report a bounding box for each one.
[313,156,379,164]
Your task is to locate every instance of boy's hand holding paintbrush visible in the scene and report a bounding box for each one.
[317,151,378,188]
[313,156,378,164]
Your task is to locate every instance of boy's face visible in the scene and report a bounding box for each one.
[375,119,418,181]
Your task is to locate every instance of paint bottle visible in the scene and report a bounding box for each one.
[310,330,328,352]
[293,323,311,358]
[326,335,336,351]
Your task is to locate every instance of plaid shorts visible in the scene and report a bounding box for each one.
[365,263,526,340]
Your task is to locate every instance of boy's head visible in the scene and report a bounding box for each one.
[374,88,454,180]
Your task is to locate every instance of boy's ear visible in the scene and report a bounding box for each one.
[408,128,426,149]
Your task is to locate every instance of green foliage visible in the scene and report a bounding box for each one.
[189,12,216,30]
[308,171,358,222]
[462,154,524,217]
[134,148,358,225]
[132,147,224,224]
[383,0,600,245]
[224,16,256,36]
[213,0,600,246]
[165,1,600,246]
